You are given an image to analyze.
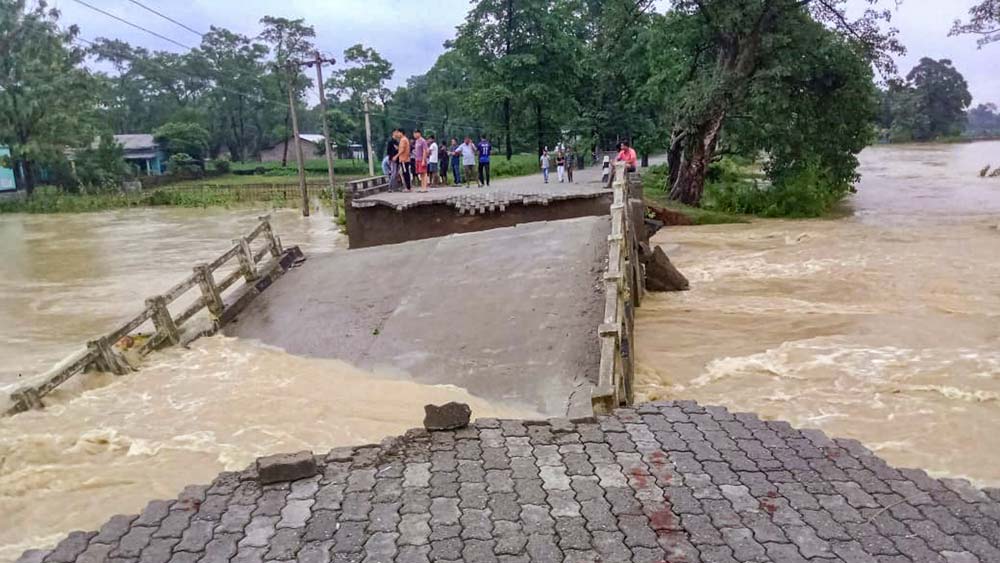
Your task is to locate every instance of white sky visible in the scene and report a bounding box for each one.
[49,0,998,106]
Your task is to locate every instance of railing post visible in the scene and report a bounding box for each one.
[234,237,259,282]
[146,295,180,346]
[258,215,282,257]
[8,388,43,414]
[194,263,225,318]
[87,336,129,375]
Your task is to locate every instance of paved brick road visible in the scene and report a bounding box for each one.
[20,401,1000,562]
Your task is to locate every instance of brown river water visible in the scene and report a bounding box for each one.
[0,207,533,561]
[637,140,1000,488]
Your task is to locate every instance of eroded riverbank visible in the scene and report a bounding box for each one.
[636,140,1000,487]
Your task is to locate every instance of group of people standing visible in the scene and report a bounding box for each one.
[380,131,640,191]
[383,130,493,192]
[538,146,578,184]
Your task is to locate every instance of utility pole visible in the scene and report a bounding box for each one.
[363,99,375,177]
[304,51,339,218]
[286,82,309,217]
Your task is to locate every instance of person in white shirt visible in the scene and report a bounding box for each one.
[540,149,551,184]
[427,134,440,187]
[460,136,478,188]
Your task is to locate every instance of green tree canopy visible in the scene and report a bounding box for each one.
[154,122,211,161]
[0,0,97,193]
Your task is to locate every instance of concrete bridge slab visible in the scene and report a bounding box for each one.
[226,216,611,417]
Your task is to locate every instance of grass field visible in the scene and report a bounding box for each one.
[0,154,543,214]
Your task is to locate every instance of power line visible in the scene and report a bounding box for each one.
[124,0,205,38]
[69,0,196,50]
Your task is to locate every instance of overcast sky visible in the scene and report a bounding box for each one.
[50,0,997,105]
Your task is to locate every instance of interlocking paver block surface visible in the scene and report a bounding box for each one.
[21,401,1000,562]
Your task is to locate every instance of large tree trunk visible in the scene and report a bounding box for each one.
[667,129,685,188]
[503,97,513,160]
[669,112,725,206]
[535,102,544,156]
[20,160,36,196]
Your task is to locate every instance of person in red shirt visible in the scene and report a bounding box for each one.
[616,141,638,172]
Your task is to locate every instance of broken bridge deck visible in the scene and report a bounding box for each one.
[225,216,612,418]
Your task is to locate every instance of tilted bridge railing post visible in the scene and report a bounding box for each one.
[5,215,303,417]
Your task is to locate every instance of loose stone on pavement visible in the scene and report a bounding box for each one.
[20,401,1000,562]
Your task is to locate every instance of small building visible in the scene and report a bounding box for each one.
[113,134,166,176]
[0,146,17,192]
[259,134,327,162]
[259,135,366,163]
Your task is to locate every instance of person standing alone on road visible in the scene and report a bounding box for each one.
[476,134,492,187]
[449,138,462,185]
[540,149,551,184]
[460,136,478,188]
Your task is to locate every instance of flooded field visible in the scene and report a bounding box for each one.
[637,141,1000,487]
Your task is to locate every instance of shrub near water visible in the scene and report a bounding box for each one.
[642,158,848,221]
[704,160,849,218]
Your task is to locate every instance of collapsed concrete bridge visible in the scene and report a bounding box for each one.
[19,161,1000,563]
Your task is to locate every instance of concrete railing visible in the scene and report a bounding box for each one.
[345,175,389,200]
[5,216,304,417]
[592,163,645,414]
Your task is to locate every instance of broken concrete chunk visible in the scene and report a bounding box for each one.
[256,450,317,484]
[645,245,690,292]
[423,402,472,431]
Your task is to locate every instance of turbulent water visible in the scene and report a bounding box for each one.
[0,207,533,561]
[637,140,1000,487]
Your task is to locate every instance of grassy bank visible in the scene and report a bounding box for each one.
[642,157,850,222]
[641,164,749,225]
[0,180,356,214]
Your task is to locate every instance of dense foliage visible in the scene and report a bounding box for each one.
[0,0,965,217]
[878,58,973,142]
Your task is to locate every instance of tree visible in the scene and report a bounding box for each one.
[906,58,972,139]
[967,103,1000,137]
[154,122,210,162]
[663,0,903,206]
[73,133,130,190]
[258,16,315,165]
[0,0,97,194]
[327,44,394,156]
[192,27,270,161]
[951,0,1000,46]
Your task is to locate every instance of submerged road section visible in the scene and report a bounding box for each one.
[20,401,1000,563]
[226,216,610,418]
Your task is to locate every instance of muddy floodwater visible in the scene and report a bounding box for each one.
[637,140,1000,487]
[0,207,534,561]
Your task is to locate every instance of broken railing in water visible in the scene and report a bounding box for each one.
[592,163,644,414]
[5,215,304,417]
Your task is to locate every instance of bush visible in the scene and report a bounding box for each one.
[703,160,847,218]
[167,153,203,177]
[212,159,231,174]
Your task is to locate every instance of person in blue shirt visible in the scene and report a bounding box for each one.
[477,135,493,187]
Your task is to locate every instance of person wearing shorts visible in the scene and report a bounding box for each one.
[413,129,428,191]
